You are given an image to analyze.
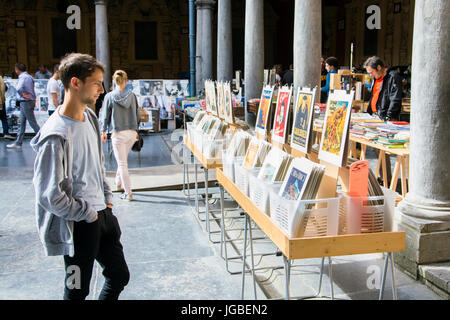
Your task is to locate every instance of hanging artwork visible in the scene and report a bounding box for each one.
[223,81,234,124]
[271,85,292,144]
[255,85,275,138]
[318,89,355,167]
[290,87,317,154]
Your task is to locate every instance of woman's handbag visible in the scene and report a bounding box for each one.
[132,132,143,152]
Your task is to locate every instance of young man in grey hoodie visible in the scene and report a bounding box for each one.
[31,53,129,300]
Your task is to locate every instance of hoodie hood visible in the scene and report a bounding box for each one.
[30,108,69,152]
[110,89,133,108]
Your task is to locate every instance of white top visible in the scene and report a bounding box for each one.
[47,78,61,111]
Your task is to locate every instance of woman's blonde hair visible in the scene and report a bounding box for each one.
[113,70,128,86]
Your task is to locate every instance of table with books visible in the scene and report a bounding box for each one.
[183,80,247,243]
[214,86,405,300]
[313,116,410,197]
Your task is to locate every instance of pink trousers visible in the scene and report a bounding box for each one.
[111,130,138,195]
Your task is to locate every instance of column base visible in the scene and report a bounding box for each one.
[394,207,450,298]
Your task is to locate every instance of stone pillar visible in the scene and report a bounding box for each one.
[293,0,322,101]
[196,0,215,94]
[217,0,233,82]
[244,0,264,124]
[195,3,203,94]
[394,0,450,295]
[95,0,111,92]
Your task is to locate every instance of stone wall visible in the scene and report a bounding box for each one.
[0,0,189,79]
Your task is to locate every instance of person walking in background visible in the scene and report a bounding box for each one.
[31,53,129,300]
[101,70,140,201]
[320,56,339,102]
[7,62,40,148]
[46,64,61,117]
[282,64,293,86]
[0,75,14,140]
[35,64,52,79]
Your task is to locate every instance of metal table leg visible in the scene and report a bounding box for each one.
[283,255,291,300]
[248,214,257,300]
[379,252,397,300]
[194,163,199,214]
[241,213,249,300]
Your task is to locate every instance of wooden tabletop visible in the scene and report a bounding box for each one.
[216,168,405,260]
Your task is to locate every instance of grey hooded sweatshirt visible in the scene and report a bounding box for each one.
[30,107,113,257]
[100,89,141,133]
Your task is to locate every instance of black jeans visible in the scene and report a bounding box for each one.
[0,105,8,135]
[63,208,130,300]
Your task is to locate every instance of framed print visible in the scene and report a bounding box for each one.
[318,90,355,167]
[223,81,234,124]
[290,87,317,154]
[271,86,292,144]
[255,85,274,137]
[216,81,225,119]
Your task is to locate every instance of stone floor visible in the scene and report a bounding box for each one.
[0,132,444,300]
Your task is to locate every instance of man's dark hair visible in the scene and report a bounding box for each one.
[363,56,385,69]
[53,64,60,73]
[15,62,26,72]
[58,53,105,89]
[39,64,47,69]
[325,57,339,69]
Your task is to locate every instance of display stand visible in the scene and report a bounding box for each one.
[216,168,405,300]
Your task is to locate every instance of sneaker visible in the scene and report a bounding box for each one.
[6,143,21,149]
[120,193,133,201]
[3,134,15,140]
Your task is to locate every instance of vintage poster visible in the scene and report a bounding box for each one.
[216,81,225,119]
[290,87,316,154]
[223,81,234,124]
[255,85,274,137]
[318,90,355,167]
[243,139,261,168]
[271,86,292,144]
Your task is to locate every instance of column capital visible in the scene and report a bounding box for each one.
[196,0,216,9]
[94,0,108,5]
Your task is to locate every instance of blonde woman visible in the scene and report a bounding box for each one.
[101,70,140,200]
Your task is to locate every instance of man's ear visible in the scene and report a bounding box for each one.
[70,77,80,90]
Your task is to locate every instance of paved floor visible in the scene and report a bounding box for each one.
[0,133,443,300]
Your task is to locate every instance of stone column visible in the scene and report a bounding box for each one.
[196,0,215,94]
[95,0,111,91]
[195,3,203,94]
[244,0,264,124]
[293,0,322,101]
[217,0,233,82]
[394,0,450,293]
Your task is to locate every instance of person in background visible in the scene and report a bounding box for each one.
[363,56,403,121]
[274,64,283,86]
[320,56,328,102]
[320,56,339,102]
[0,75,14,140]
[7,62,40,149]
[31,53,129,300]
[46,64,61,117]
[35,64,52,79]
[282,64,293,86]
[101,70,140,201]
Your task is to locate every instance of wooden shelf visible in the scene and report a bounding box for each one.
[183,135,223,169]
[216,168,405,260]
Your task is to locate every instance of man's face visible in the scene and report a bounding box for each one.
[39,66,46,73]
[366,66,384,80]
[14,68,21,76]
[78,68,104,105]
[54,71,60,80]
